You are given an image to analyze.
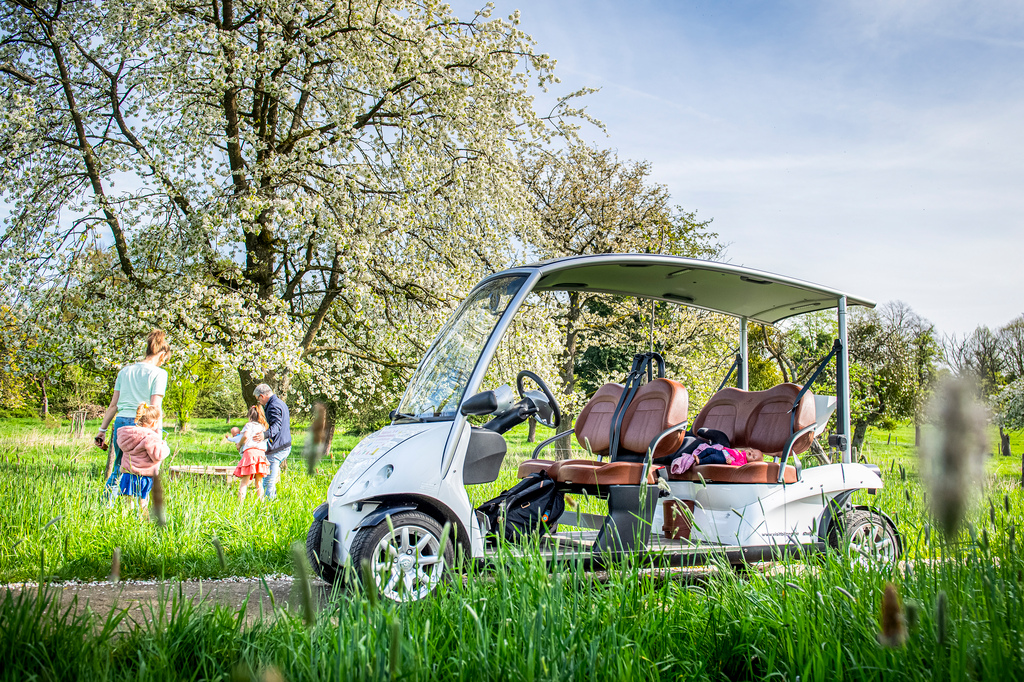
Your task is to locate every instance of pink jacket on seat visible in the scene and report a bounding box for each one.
[117,425,169,477]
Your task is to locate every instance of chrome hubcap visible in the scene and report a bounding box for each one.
[848,519,897,565]
[371,523,445,602]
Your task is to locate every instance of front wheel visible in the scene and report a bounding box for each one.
[348,511,454,602]
[306,519,339,585]
[833,508,902,566]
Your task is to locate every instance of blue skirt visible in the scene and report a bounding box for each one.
[119,473,153,500]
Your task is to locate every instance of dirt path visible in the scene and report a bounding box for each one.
[2,577,333,624]
[2,564,730,625]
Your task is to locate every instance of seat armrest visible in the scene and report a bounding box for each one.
[531,430,575,460]
[777,423,816,483]
[642,421,688,482]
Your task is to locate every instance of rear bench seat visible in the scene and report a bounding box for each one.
[668,383,815,484]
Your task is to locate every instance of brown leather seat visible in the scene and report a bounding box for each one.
[668,462,797,484]
[517,379,688,488]
[673,383,815,485]
[556,461,658,486]
[618,379,688,460]
[689,383,816,460]
[744,384,816,458]
[550,379,687,487]
[574,383,625,454]
[517,458,602,479]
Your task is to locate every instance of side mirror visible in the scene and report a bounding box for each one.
[460,385,516,416]
[461,391,498,416]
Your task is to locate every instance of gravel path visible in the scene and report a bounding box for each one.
[2,563,730,625]
[2,576,333,624]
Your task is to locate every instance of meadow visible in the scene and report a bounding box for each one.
[3,416,1024,680]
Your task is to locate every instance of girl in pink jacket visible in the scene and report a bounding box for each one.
[117,403,170,517]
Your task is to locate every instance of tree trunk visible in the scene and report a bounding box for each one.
[851,420,868,454]
[238,368,260,408]
[555,411,576,458]
[527,418,536,443]
[1000,426,1012,457]
[37,376,48,418]
[915,421,921,447]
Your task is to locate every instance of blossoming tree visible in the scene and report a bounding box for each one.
[1,0,589,429]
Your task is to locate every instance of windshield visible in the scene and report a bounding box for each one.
[396,275,526,420]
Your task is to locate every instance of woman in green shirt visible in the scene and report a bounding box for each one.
[95,330,171,499]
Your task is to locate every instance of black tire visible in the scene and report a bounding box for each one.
[832,508,902,566]
[348,511,454,603]
[306,519,339,585]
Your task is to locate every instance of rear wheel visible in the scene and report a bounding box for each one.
[306,519,339,585]
[833,508,901,566]
[349,511,454,602]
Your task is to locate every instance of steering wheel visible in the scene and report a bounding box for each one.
[516,370,562,430]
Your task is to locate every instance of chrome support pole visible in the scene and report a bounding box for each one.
[838,296,852,463]
[739,316,749,390]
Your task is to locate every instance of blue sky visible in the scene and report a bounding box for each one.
[456,0,1024,337]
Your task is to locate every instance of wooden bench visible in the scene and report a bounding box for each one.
[168,465,236,485]
[167,460,288,485]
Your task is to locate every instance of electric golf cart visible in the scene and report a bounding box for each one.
[306,254,902,601]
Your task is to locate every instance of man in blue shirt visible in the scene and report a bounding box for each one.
[252,383,292,499]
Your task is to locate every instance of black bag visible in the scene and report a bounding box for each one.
[478,471,565,543]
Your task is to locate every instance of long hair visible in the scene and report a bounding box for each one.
[248,404,269,431]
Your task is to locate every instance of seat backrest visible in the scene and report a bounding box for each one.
[690,387,757,446]
[574,383,623,454]
[618,378,688,459]
[744,384,816,456]
[692,383,817,457]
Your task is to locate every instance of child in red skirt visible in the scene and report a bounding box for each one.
[235,404,271,502]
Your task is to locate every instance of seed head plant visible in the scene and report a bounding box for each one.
[921,377,988,540]
[151,473,167,527]
[291,542,315,627]
[304,403,328,476]
[212,536,226,571]
[936,590,949,645]
[878,582,907,648]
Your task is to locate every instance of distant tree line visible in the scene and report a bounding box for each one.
[947,316,1024,456]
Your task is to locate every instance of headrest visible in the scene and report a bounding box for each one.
[619,378,688,458]
[574,383,623,454]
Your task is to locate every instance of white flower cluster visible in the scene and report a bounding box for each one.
[0,0,592,418]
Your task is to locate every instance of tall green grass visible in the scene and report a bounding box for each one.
[1,418,1021,581]
[5,418,1024,679]
[0,418,560,581]
[4,533,1024,680]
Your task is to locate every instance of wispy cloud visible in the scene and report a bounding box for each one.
[476,0,1024,334]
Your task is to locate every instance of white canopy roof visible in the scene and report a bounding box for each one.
[509,254,874,324]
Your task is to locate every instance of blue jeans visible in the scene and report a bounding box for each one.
[264,447,291,499]
[103,416,135,499]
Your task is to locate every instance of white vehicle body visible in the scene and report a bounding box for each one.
[308,254,900,594]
